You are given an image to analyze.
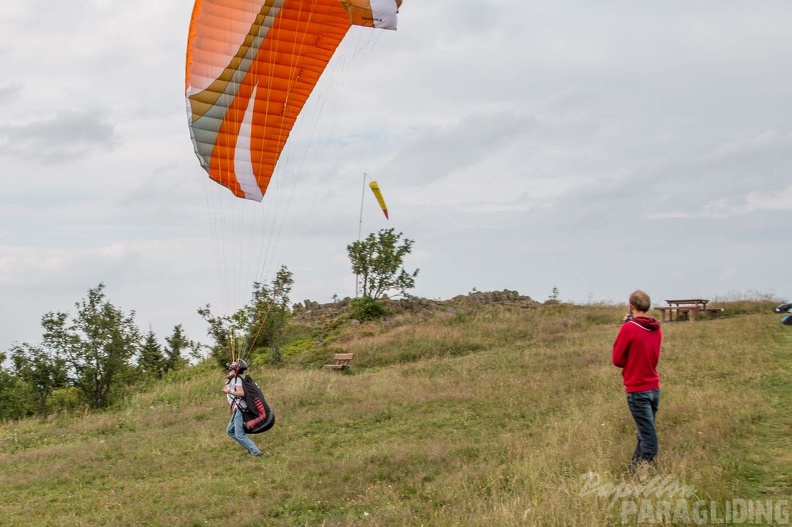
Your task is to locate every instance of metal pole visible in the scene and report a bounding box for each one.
[356,173,367,297]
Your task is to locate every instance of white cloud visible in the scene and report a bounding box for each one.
[0,244,141,289]
[745,184,792,211]
[0,108,120,162]
[0,82,21,104]
[653,184,792,220]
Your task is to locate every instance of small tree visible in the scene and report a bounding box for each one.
[197,304,243,369]
[549,286,560,302]
[10,343,68,413]
[164,324,194,372]
[0,353,32,420]
[248,266,293,364]
[41,283,141,409]
[347,228,419,300]
[138,329,166,379]
[199,265,294,367]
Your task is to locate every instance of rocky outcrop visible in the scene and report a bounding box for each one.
[291,290,535,323]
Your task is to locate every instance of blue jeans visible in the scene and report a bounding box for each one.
[627,389,660,468]
[227,409,262,455]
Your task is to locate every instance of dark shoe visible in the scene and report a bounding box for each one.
[251,451,263,457]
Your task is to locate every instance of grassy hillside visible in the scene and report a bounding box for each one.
[1,301,789,526]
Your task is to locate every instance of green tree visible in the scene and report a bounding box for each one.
[199,266,294,367]
[0,352,31,420]
[138,329,166,379]
[197,305,239,369]
[10,343,69,413]
[164,324,194,372]
[347,228,419,300]
[41,283,141,409]
[548,285,560,302]
[247,266,293,364]
[198,298,261,369]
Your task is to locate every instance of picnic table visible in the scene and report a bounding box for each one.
[654,299,723,322]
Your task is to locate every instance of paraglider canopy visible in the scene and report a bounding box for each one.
[185,0,402,201]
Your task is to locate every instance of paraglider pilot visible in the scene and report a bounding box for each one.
[222,360,262,457]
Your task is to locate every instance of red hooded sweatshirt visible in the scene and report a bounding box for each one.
[612,316,662,393]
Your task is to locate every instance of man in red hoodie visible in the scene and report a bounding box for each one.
[613,290,662,472]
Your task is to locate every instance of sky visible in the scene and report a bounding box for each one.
[1,0,791,353]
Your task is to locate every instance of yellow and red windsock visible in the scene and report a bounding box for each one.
[368,180,389,219]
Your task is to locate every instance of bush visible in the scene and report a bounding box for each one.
[350,296,387,322]
[50,387,83,413]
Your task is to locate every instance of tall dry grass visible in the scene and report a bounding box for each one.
[0,302,789,526]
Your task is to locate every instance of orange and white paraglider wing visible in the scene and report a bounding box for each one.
[338,0,400,29]
[185,0,401,202]
[368,180,389,219]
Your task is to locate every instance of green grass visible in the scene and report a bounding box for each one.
[1,302,789,526]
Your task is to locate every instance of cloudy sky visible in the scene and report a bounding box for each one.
[1,0,791,352]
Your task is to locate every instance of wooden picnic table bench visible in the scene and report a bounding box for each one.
[654,299,723,322]
[324,353,355,371]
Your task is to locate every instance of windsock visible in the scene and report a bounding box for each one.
[368,180,389,219]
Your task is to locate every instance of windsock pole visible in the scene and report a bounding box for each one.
[356,173,368,297]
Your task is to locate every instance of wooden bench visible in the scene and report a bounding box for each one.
[655,299,723,322]
[324,353,355,371]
